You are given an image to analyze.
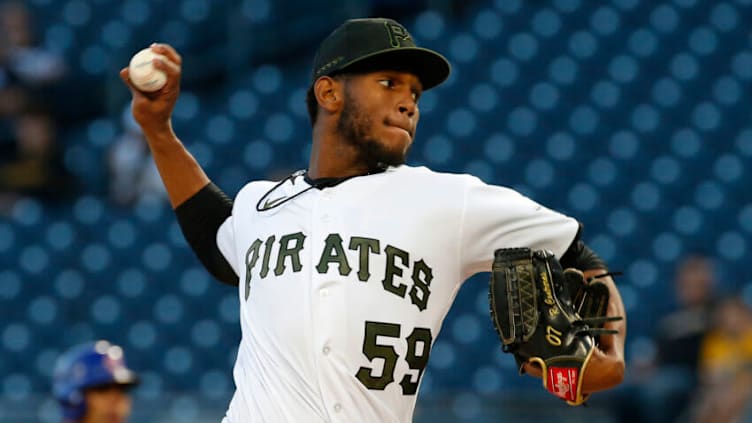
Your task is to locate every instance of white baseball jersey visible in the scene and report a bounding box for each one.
[216,165,578,422]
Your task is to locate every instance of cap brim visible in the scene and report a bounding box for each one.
[109,368,140,387]
[337,47,451,91]
[86,376,139,392]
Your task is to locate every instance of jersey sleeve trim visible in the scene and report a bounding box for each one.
[559,224,608,271]
[174,182,239,286]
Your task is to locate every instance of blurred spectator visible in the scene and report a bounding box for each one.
[690,296,752,423]
[107,106,165,206]
[0,0,66,88]
[654,254,718,370]
[0,0,101,126]
[0,1,74,210]
[610,254,719,423]
[639,254,719,422]
[0,103,74,210]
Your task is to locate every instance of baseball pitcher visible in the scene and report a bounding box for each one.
[121,17,626,422]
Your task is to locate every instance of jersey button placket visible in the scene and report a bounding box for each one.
[320,192,332,223]
[312,190,342,417]
[317,192,337,361]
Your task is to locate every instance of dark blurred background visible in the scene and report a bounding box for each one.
[1,0,751,421]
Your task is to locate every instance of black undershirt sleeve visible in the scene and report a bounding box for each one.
[559,223,608,271]
[174,182,239,286]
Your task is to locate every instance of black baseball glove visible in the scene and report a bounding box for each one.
[488,248,622,405]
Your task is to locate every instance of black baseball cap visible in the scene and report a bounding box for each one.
[312,18,451,91]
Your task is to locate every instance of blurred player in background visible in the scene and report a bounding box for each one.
[52,340,139,423]
[692,296,752,423]
[639,254,718,422]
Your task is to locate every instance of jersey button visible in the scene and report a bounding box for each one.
[322,346,330,355]
[333,403,342,413]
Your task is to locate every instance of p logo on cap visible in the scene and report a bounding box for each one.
[385,22,411,47]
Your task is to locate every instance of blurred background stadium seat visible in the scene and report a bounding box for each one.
[1,0,751,422]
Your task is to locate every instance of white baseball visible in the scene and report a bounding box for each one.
[128,48,167,92]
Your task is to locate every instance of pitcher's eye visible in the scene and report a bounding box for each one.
[379,79,394,88]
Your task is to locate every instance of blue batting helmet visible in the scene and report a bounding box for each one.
[52,340,139,421]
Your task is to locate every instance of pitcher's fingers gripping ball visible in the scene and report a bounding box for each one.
[128,47,168,92]
[489,248,623,405]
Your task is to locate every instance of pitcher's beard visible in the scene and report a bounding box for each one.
[337,91,410,172]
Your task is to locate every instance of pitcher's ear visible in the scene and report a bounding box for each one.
[314,76,343,113]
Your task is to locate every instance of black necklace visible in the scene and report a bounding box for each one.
[255,168,387,212]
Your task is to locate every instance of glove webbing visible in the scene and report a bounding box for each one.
[490,248,538,351]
